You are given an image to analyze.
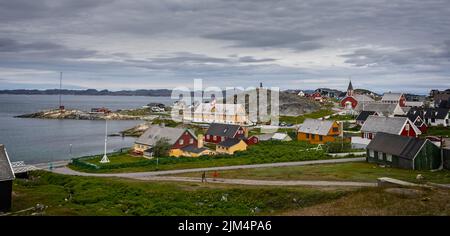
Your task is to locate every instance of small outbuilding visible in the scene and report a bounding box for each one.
[0,144,15,212]
[366,132,441,170]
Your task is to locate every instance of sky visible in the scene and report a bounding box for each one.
[0,0,449,94]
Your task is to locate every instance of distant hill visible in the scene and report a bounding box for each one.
[0,89,172,96]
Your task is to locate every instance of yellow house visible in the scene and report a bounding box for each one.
[297,119,341,144]
[171,134,216,157]
[216,138,247,155]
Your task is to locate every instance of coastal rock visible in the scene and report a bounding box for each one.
[16,109,141,121]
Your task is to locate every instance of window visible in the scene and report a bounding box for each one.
[378,152,383,160]
[386,154,392,162]
[306,133,310,139]
[179,139,184,145]
[369,150,374,158]
[332,127,338,132]
[221,136,225,141]
[311,134,315,139]
[319,135,323,141]
[189,138,194,144]
[206,134,210,139]
[213,136,217,141]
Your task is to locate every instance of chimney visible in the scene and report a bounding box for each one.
[197,134,204,148]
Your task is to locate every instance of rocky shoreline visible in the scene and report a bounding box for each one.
[16,109,142,121]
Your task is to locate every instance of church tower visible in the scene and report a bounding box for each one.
[346,80,354,97]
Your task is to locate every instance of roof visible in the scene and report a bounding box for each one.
[194,103,246,115]
[181,145,210,154]
[382,92,403,101]
[0,144,15,181]
[347,81,353,91]
[136,125,194,146]
[217,138,244,147]
[366,132,427,160]
[407,107,449,120]
[256,133,273,141]
[298,119,336,136]
[272,133,292,141]
[355,102,400,116]
[354,94,374,102]
[205,123,241,138]
[356,111,376,122]
[361,116,420,135]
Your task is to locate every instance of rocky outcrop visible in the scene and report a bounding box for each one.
[16,109,141,120]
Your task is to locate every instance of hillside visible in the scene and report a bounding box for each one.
[222,89,321,117]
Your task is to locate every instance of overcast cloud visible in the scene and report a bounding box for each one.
[0,0,449,93]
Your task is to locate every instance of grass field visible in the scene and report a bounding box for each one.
[424,126,450,137]
[10,171,450,216]
[69,141,345,173]
[172,162,450,184]
[11,171,347,216]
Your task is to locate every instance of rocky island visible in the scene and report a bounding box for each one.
[16,108,143,120]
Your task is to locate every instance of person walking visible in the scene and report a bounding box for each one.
[201,171,207,183]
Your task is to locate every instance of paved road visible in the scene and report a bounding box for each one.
[50,157,373,187]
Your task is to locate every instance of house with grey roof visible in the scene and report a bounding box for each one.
[366,132,441,170]
[133,124,198,157]
[381,92,406,107]
[360,116,421,140]
[355,102,405,117]
[297,119,341,144]
[0,144,15,212]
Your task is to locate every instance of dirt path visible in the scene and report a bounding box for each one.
[50,157,375,187]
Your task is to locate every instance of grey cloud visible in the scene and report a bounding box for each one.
[238,56,277,63]
[341,41,450,68]
[204,29,323,51]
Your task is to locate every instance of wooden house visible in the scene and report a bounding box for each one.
[134,124,197,157]
[360,116,421,140]
[0,144,14,212]
[216,138,248,155]
[355,111,378,126]
[366,132,441,170]
[204,123,246,144]
[297,119,341,144]
[381,92,406,107]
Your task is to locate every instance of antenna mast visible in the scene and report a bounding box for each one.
[59,72,62,108]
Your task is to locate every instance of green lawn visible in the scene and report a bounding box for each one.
[173,162,450,184]
[69,141,353,173]
[11,171,347,216]
[279,109,334,124]
[424,126,450,137]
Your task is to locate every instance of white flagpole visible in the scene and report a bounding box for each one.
[100,119,110,163]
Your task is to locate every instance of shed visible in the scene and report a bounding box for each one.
[366,132,441,170]
[0,144,15,212]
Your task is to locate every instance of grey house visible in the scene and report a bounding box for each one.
[0,144,15,212]
[366,132,441,170]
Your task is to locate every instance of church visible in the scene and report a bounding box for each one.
[340,81,374,109]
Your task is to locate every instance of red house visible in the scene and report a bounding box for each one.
[172,129,198,149]
[204,123,246,144]
[308,92,323,102]
[360,116,421,140]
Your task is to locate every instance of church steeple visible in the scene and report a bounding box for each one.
[347,80,354,97]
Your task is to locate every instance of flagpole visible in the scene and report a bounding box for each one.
[100,119,110,163]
